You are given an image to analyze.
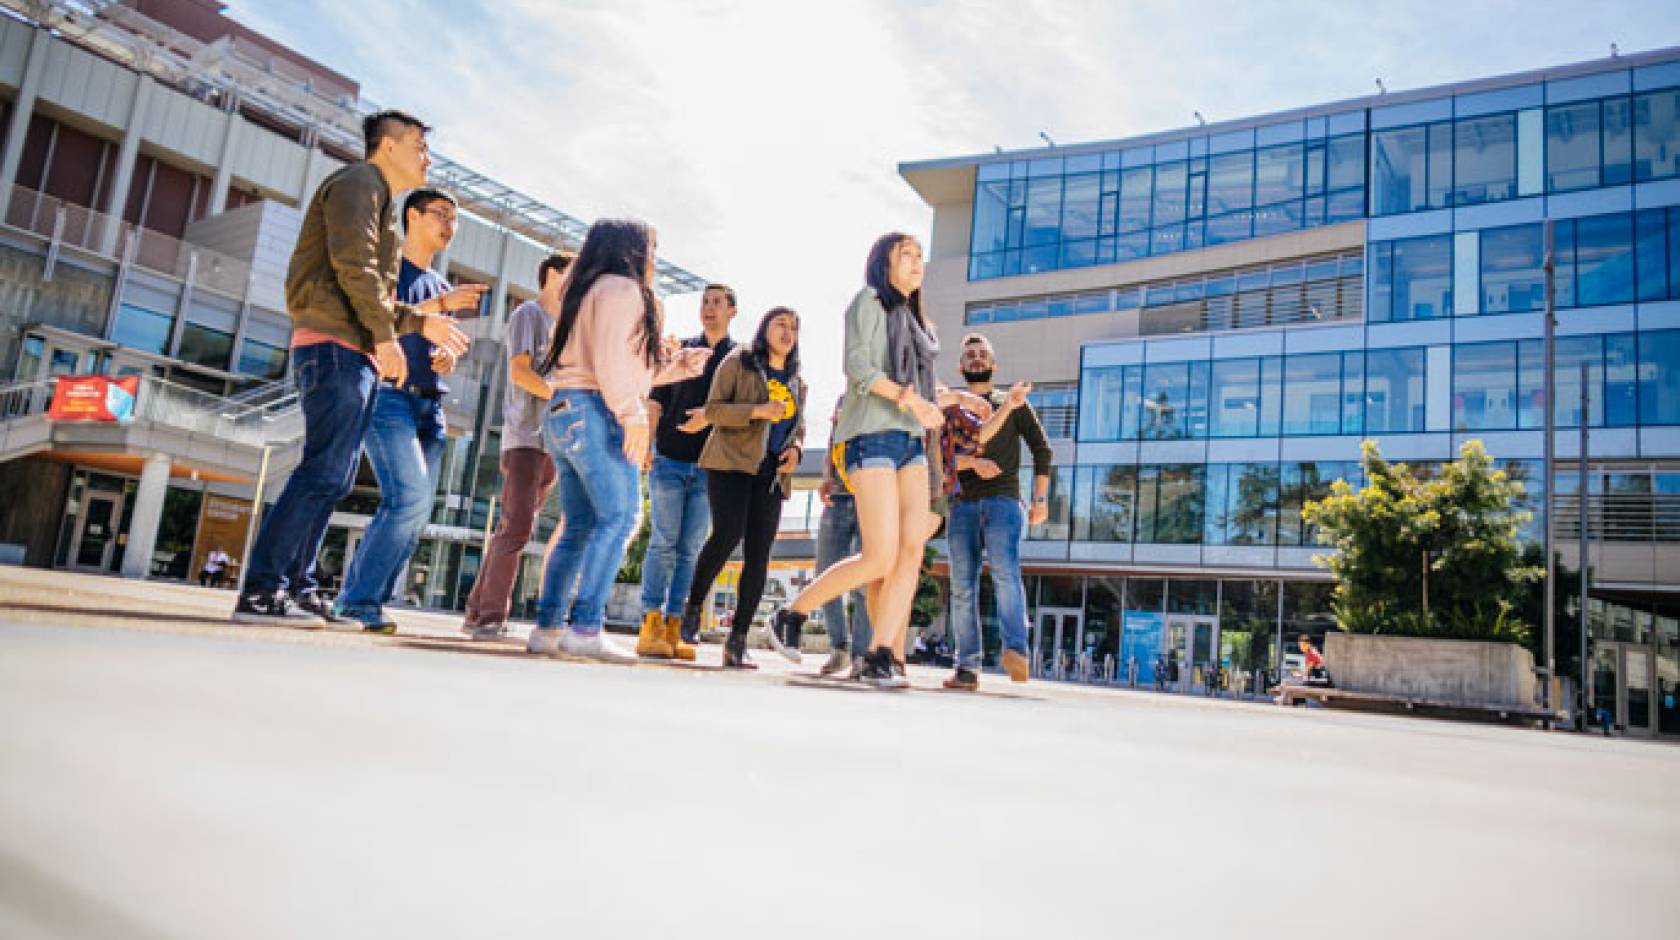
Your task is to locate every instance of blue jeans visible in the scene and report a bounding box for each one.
[536,389,641,633]
[947,495,1030,671]
[639,455,709,616]
[244,343,378,598]
[335,388,446,624]
[816,495,871,653]
[841,430,926,473]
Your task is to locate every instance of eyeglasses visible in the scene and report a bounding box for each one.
[423,206,458,226]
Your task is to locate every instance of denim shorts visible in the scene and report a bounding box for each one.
[842,430,927,473]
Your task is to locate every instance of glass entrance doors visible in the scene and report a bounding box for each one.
[69,492,123,572]
[1032,607,1083,679]
[1166,614,1221,693]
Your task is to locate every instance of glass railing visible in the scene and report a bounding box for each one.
[0,373,301,449]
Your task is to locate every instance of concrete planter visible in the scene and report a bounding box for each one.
[1324,633,1540,710]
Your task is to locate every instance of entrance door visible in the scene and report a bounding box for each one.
[1591,641,1659,736]
[70,492,123,572]
[1166,614,1220,692]
[1032,607,1082,680]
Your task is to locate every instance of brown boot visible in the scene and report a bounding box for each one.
[663,613,696,661]
[1002,649,1030,683]
[635,610,674,658]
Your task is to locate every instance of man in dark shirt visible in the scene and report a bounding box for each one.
[942,333,1053,690]
[636,283,738,658]
[332,187,480,632]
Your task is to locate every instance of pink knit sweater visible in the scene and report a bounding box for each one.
[550,274,687,426]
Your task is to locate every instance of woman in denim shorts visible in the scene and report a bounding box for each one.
[764,233,945,688]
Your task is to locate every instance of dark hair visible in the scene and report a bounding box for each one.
[961,332,992,347]
[401,187,455,228]
[538,219,662,374]
[537,252,574,290]
[362,109,429,157]
[1297,633,1313,644]
[704,283,738,309]
[740,306,801,377]
[864,232,925,329]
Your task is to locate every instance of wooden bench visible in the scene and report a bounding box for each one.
[1275,685,1558,725]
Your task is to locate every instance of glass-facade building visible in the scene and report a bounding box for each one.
[901,48,1680,735]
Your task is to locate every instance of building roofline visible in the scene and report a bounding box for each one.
[898,43,1680,178]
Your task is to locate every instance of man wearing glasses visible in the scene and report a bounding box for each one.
[333,187,483,632]
[234,110,478,628]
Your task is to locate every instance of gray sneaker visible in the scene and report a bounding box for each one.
[232,592,325,627]
[819,649,851,677]
[462,620,509,641]
[527,626,563,655]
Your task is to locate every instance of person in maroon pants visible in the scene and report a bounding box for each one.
[460,252,572,638]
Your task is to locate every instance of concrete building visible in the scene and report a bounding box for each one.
[901,47,1680,736]
[0,0,708,618]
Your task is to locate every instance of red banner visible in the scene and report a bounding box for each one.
[46,375,140,423]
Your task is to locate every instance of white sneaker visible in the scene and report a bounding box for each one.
[557,628,638,665]
[527,626,563,655]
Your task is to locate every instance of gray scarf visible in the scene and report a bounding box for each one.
[885,301,939,401]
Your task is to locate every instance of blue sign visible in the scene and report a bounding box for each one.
[1121,610,1165,684]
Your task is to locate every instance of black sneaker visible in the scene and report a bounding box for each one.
[722,635,757,670]
[763,607,804,664]
[232,591,325,627]
[942,668,979,692]
[293,591,350,626]
[860,648,908,690]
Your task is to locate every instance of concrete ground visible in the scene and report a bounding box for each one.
[1,566,1676,939]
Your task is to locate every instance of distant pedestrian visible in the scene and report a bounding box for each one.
[814,394,870,678]
[525,219,709,663]
[681,307,806,669]
[199,546,230,588]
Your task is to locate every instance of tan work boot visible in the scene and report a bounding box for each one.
[1002,649,1030,683]
[663,613,696,661]
[635,610,674,658]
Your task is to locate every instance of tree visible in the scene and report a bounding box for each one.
[910,543,944,630]
[1301,440,1540,643]
[614,485,653,584]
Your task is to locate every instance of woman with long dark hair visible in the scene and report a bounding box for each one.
[765,233,944,688]
[679,306,806,669]
[526,219,709,662]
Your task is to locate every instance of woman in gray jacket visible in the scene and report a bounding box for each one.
[682,307,807,669]
[765,233,945,688]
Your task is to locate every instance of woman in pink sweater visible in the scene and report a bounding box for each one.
[527,219,709,662]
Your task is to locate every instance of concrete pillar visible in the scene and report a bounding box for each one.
[295,147,327,206]
[121,453,172,580]
[100,75,157,256]
[207,109,242,215]
[0,26,53,221]
[488,228,515,328]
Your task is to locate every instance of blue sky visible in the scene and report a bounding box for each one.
[228,0,1680,429]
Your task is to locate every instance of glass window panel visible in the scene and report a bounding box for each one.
[1452,113,1517,205]
[1326,188,1365,223]
[1079,367,1125,441]
[1048,297,1075,318]
[1150,224,1184,256]
[1073,292,1111,314]
[972,179,1011,254]
[1207,151,1254,214]
[1259,356,1282,435]
[1452,341,1518,431]
[1606,333,1639,427]
[1209,358,1262,437]
[1532,336,1606,428]
[1206,210,1252,246]
[1187,361,1210,439]
[1672,209,1680,300]
[1517,108,1544,196]
[1282,353,1343,435]
[1255,143,1305,206]
[1641,330,1680,425]
[235,339,286,379]
[110,304,173,355]
[969,252,1003,281]
[1023,244,1058,275]
[1138,465,1204,544]
[1115,231,1150,261]
[1636,209,1669,302]
[1365,347,1426,433]
[1426,121,1454,209]
[1480,224,1546,313]
[1305,143,1326,196]
[1184,218,1206,252]
[1059,239,1098,270]
[1225,463,1280,546]
[1202,464,1230,545]
[1066,153,1102,174]
[1604,97,1634,185]
[1392,234,1453,320]
[1024,177,1063,246]
[1118,166,1153,233]
[1279,462,1345,546]
[1305,259,1340,282]
[1174,279,1205,303]
[1326,133,1365,192]
[1546,101,1601,191]
[1060,172,1102,241]
[1341,351,1365,434]
[1152,161,1188,227]
[1634,88,1680,181]
[1270,263,1303,286]
[1141,362,1192,440]
[1205,276,1236,297]
[1575,213,1635,306]
[1252,200,1303,237]
[1368,241,1394,322]
[1114,288,1141,310]
[1513,340,1545,429]
[1099,191,1119,236]
[1074,465,1137,542]
[1029,156,1064,177]
[1187,169,1207,219]
[1018,300,1049,320]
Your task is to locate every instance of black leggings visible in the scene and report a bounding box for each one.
[687,463,784,640]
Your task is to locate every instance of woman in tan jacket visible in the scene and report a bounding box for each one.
[681,307,806,669]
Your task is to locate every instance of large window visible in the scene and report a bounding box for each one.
[1480,224,1545,313]
[1136,464,1204,544]
[1452,113,1517,205]
[1642,331,1680,426]
[1392,234,1453,320]
[1634,88,1680,182]
[1364,347,1426,434]
[1547,101,1602,191]
[110,303,173,356]
[1452,341,1519,431]
[1073,465,1136,542]
[1204,463,1279,546]
[1573,213,1636,307]
[176,323,232,371]
[1208,357,1280,437]
[1281,353,1345,436]
[236,340,287,380]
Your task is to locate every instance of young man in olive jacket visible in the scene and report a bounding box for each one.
[233,110,476,626]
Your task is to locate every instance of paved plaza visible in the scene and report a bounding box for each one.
[0,567,1676,939]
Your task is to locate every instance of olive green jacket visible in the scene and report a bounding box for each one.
[699,348,807,494]
[283,161,422,351]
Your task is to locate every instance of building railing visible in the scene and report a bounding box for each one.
[1554,493,1680,543]
[0,374,302,448]
[2,184,254,298]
